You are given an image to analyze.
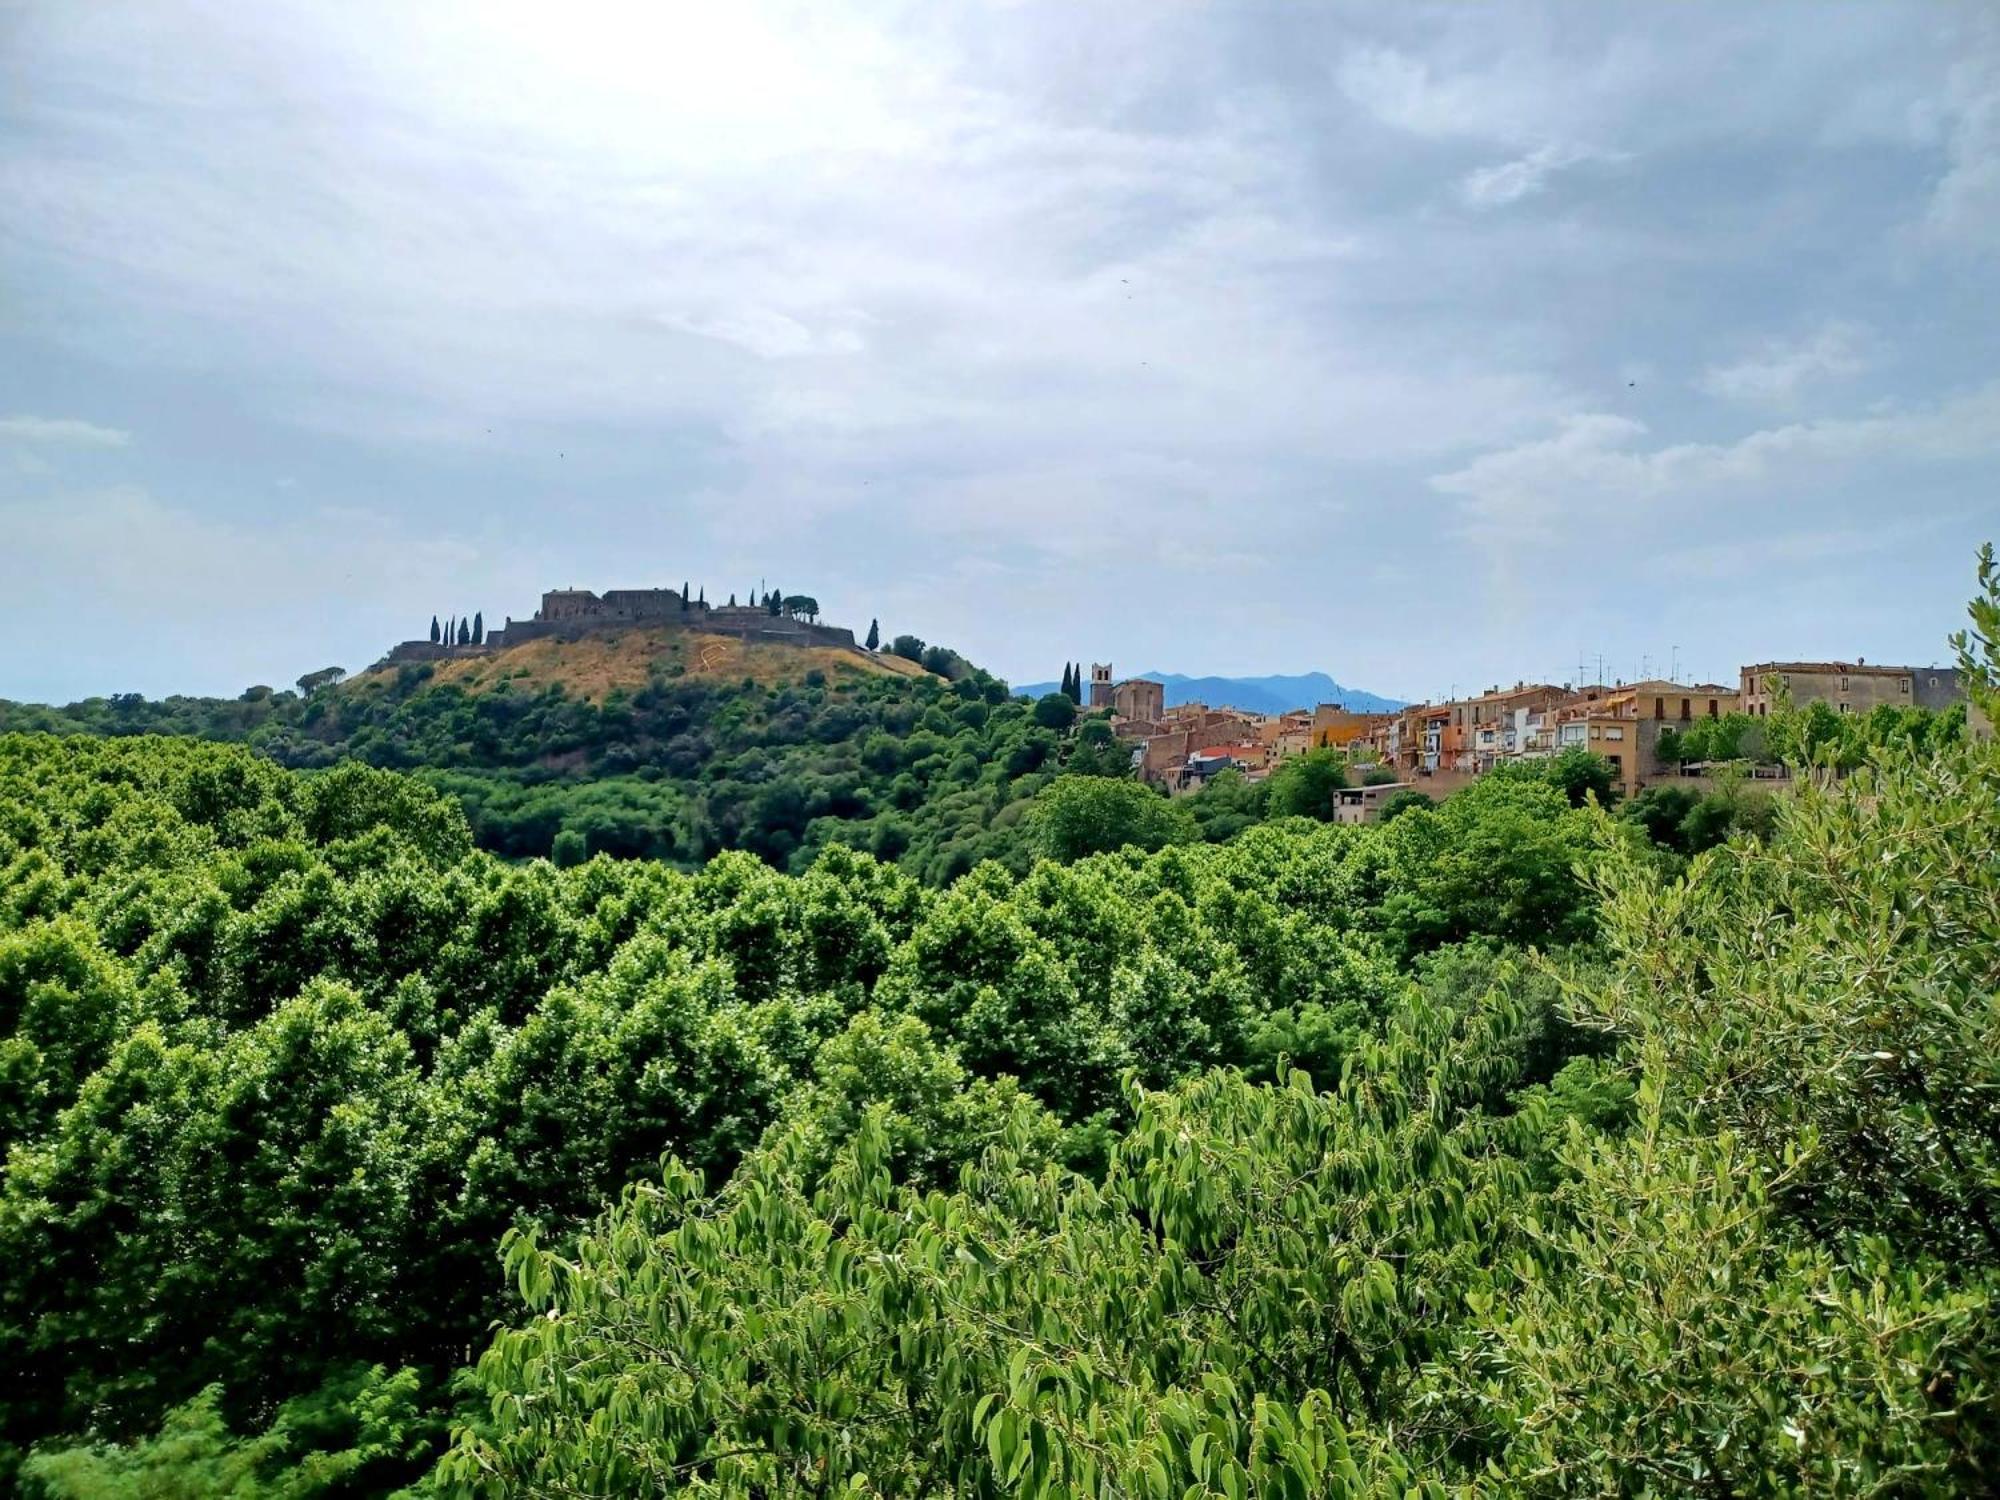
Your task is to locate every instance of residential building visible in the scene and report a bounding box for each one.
[1738,660,1963,718]
[1310,703,1394,752]
[1564,680,1740,798]
[1332,781,1415,825]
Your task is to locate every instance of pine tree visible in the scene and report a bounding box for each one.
[866,618,880,651]
[472,611,484,645]
[429,615,440,644]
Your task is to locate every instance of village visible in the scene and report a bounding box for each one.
[1086,658,1969,821]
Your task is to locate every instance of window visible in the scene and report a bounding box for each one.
[1679,697,1690,720]
[1605,727,1624,741]
[1901,678,1912,694]
[1838,702,1852,713]
[1653,696,1665,719]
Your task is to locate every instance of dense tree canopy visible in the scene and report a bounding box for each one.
[2,554,1996,1496]
[0,659,1086,886]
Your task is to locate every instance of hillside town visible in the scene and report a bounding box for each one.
[1084,658,1969,820]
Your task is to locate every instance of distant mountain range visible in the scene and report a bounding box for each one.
[1013,671,1405,716]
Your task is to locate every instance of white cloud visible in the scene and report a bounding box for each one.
[1697,321,1870,405]
[1434,381,2000,548]
[658,306,868,361]
[1335,45,1569,145]
[1460,143,1616,208]
[1927,46,2000,250]
[0,414,130,449]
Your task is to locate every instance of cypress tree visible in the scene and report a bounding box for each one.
[698,587,705,605]
[728,593,737,608]
[1060,663,1072,698]
[429,615,440,644]
[458,616,470,646]
[472,611,484,645]
[768,590,781,617]
[866,618,880,651]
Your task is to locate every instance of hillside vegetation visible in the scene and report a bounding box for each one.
[350,628,929,703]
[0,633,1125,886]
[1,556,1996,1496]
[1,547,1996,1496]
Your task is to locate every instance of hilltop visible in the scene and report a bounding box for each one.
[0,611,1090,883]
[353,625,927,705]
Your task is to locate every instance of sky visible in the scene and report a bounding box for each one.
[3,0,1998,704]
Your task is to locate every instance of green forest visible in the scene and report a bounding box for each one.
[0,558,1995,1496]
[0,658,1140,886]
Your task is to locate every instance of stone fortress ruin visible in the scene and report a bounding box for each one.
[380,586,856,667]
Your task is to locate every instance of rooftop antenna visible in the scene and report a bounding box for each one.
[1670,644,1680,683]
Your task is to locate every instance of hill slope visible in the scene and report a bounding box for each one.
[353,627,927,704]
[0,624,1097,883]
[1018,669,1404,715]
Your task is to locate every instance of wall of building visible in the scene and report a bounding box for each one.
[1112,678,1165,722]
[1738,662,1958,717]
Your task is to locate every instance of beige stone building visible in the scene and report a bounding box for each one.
[1738,661,1962,718]
[1332,781,1417,825]
[1112,677,1166,722]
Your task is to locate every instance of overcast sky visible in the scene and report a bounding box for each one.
[4,1,1998,703]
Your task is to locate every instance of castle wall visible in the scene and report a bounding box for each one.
[382,641,491,664]
[380,587,858,669]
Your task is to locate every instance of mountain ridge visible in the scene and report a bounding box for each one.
[1014,670,1405,716]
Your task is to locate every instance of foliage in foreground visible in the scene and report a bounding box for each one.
[8,553,1999,1496]
[0,729,1604,1493]
[444,708,2000,1495]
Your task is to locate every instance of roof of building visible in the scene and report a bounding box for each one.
[1741,660,1917,677]
[1465,681,1566,704]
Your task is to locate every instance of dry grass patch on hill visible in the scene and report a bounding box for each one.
[355,628,929,704]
